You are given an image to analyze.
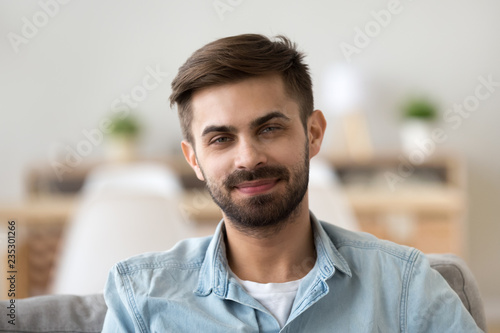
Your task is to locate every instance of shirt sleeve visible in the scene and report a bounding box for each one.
[404,251,483,333]
[101,263,147,333]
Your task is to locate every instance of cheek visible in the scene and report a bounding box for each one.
[275,137,307,162]
[274,150,296,165]
[200,156,232,182]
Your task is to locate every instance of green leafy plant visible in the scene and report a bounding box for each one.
[108,114,141,138]
[402,98,437,121]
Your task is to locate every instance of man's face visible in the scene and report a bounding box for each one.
[182,75,313,233]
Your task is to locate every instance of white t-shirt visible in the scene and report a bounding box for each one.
[233,274,303,328]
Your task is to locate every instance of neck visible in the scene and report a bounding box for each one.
[224,198,316,283]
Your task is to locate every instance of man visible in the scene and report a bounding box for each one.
[102,34,482,332]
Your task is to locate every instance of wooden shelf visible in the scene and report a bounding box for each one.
[328,153,467,256]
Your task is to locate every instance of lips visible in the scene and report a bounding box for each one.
[234,178,279,195]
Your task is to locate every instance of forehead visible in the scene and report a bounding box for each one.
[190,75,300,135]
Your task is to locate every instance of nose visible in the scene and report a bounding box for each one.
[234,138,267,170]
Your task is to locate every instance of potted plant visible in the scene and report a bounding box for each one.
[403,98,437,121]
[106,113,141,162]
[400,97,438,158]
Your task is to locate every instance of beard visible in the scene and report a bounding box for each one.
[201,142,309,235]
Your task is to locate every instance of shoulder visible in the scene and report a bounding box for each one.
[112,235,213,276]
[102,235,217,331]
[320,220,421,266]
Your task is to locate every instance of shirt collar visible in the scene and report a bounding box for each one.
[194,221,229,297]
[310,212,352,278]
[194,211,352,297]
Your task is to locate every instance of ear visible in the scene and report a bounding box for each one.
[307,110,327,159]
[181,140,205,181]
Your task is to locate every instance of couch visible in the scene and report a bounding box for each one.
[0,254,486,332]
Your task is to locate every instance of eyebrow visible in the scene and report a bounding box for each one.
[201,125,237,138]
[200,111,291,138]
[250,111,291,128]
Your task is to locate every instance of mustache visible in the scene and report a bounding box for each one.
[224,166,290,189]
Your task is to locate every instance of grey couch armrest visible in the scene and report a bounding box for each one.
[0,294,106,332]
[428,253,487,332]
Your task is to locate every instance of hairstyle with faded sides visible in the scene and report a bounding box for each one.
[169,34,314,144]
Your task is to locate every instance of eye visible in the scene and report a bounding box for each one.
[210,136,232,145]
[260,125,281,134]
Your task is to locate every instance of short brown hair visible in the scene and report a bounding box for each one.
[169,34,314,143]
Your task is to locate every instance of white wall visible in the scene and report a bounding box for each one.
[1,0,499,320]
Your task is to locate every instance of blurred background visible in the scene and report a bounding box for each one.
[0,0,499,330]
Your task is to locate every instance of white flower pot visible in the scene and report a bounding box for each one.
[400,120,432,160]
[106,136,137,163]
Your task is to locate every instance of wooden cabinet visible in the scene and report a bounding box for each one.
[329,154,467,255]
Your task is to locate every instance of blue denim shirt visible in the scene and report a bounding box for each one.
[102,213,482,332]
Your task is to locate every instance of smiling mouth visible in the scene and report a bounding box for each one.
[234,178,280,195]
